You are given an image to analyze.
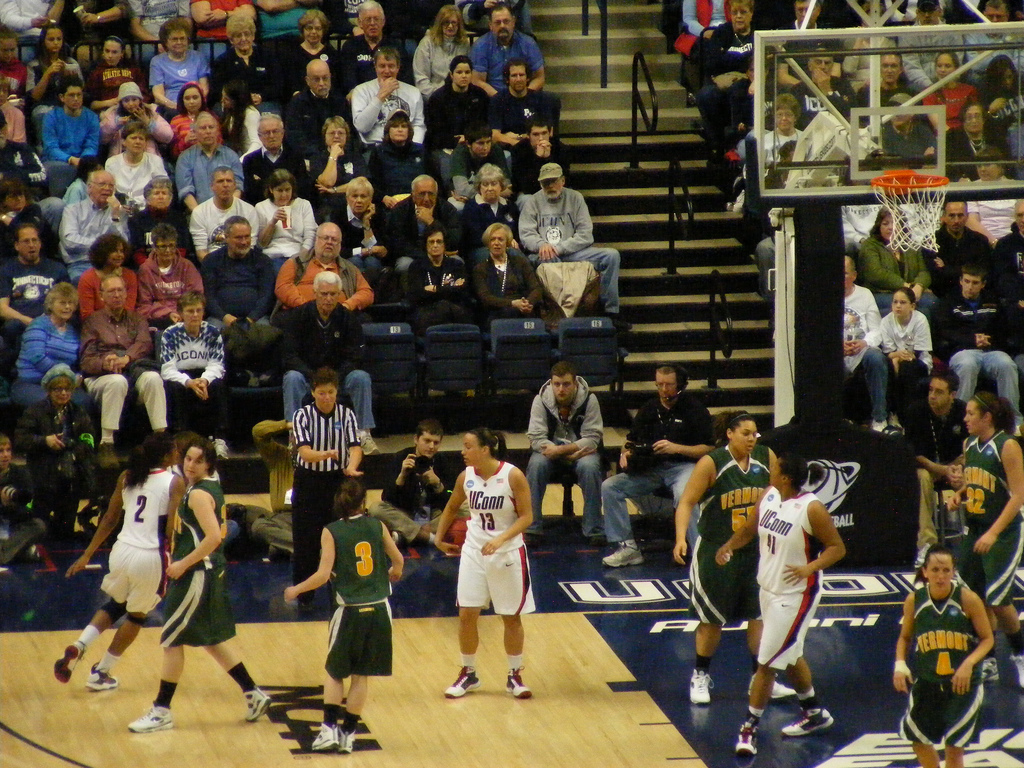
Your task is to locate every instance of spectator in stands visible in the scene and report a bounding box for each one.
[200,215,276,327]
[99,82,171,157]
[922,52,977,132]
[967,150,1018,246]
[80,273,168,467]
[693,0,753,162]
[85,36,147,114]
[931,263,1022,428]
[855,53,914,108]
[168,82,208,159]
[977,56,1022,152]
[407,223,472,334]
[0,2,62,45]
[526,360,605,543]
[367,110,427,208]
[447,121,508,207]
[461,162,519,263]
[175,112,244,213]
[70,3,132,65]
[489,59,558,150]
[129,0,192,45]
[423,54,489,181]
[285,10,341,100]
[191,0,255,46]
[311,117,369,220]
[882,92,937,161]
[128,176,193,265]
[676,0,727,95]
[519,163,624,327]
[210,15,277,111]
[0,431,45,565]
[276,221,374,312]
[0,223,69,352]
[217,78,261,157]
[42,76,100,198]
[59,168,129,283]
[61,156,103,208]
[858,208,936,316]
[0,178,57,262]
[335,177,387,286]
[77,233,137,320]
[0,77,28,145]
[338,1,408,96]
[790,48,856,130]
[188,165,258,259]
[843,256,890,431]
[104,120,169,209]
[413,5,471,99]
[255,0,312,40]
[842,203,882,258]
[927,201,991,298]
[992,200,1024,354]
[947,102,1005,182]
[902,371,966,564]
[14,364,98,538]
[774,0,826,88]
[963,0,1020,87]
[899,0,954,92]
[0,29,28,101]
[601,364,713,567]
[383,174,461,274]
[369,417,456,546]
[255,169,317,272]
[11,282,83,406]
[351,48,425,147]
[243,114,312,206]
[160,291,229,454]
[284,59,350,164]
[510,117,568,203]
[27,23,83,139]
[470,4,544,97]
[879,287,933,424]
[281,270,378,453]
[473,221,541,324]
[137,223,204,329]
[149,18,210,118]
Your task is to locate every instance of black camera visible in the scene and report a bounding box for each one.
[1,486,32,506]
[414,455,433,473]
[624,442,657,474]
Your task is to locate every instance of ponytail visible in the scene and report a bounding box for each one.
[468,427,507,460]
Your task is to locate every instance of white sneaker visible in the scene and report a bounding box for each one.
[358,431,380,455]
[690,670,712,704]
[85,664,119,691]
[339,728,356,754]
[870,420,887,432]
[444,666,481,698]
[1010,653,1024,688]
[770,680,796,699]
[128,706,174,733]
[506,668,532,699]
[781,708,834,736]
[311,723,339,752]
[735,723,757,756]
[211,438,229,458]
[602,544,644,567]
[245,688,271,721]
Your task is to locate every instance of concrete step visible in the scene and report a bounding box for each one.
[582,185,727,214]
[561,107,698,135]
[545,53,682,83]
[593,208,743,240]
[531,4,662,32]
[619,291,769,323]
[549,80,688,112]
[535,29,670,58]
[614,239,750,268]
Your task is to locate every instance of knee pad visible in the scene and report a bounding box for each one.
[125,612,148,626]
[102,599,127,623]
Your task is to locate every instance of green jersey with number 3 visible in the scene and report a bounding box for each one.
[329,514,391,605]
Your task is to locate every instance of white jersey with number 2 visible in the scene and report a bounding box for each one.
[118,469,175,550]
[464,462,522,554]
[756,487,820,596]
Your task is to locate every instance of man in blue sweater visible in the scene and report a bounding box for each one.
[199,216,277,329]
[41,76,99,198]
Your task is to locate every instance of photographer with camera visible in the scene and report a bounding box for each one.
[369,419,458,547]
[601,365,714,567]
[0,431,43,565]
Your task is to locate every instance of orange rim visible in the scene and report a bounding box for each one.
[871,170,949,196]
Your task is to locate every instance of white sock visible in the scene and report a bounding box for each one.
[96,651,119,673]
[622,539,637,550]
[77,625,101,650]
[507,655,523,672]
[101,430,115,443]
[427,533,436,544]
[461,654,476,669]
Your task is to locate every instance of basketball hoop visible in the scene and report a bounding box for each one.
[871,170,949,253]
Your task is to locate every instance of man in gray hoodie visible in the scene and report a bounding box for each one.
[525,361,606,544]
[519,163,627,330]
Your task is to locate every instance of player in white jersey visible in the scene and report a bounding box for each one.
[436,428,536,700]
[55,433,185,691]
[716,453,846,757]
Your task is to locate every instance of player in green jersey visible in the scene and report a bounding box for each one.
[894,545,993,768]
[947,393,1024,685]
[285,478,404,754]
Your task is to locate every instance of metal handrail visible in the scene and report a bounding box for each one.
[581,0,609,87]
[707,269,734,390]
[666,158,694,275]
[630,51,659,169]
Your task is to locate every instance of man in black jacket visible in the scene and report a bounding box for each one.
[383,175,461,273]
[368,419,458,546]
[0,431,43,564]
[601,365,714,567]
[280,270,378,453]
[284,60,351,164]
[241,115,312,204]
[992,200,1024,347]
[928,201,991,298]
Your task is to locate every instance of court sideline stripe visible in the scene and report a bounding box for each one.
[0,720,96,768]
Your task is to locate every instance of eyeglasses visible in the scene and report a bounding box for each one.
[153,243,177,251]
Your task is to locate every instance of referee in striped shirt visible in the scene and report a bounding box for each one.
[291,367,363,609]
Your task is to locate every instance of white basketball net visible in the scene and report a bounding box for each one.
[871,173,949,253]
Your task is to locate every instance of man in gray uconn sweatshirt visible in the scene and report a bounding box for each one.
[519,163,625,328]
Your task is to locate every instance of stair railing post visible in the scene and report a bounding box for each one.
[600,0,608,87]
[582,0,589,35]
[708,280,719,389]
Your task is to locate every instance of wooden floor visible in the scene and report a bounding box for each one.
[1,614,700,768]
